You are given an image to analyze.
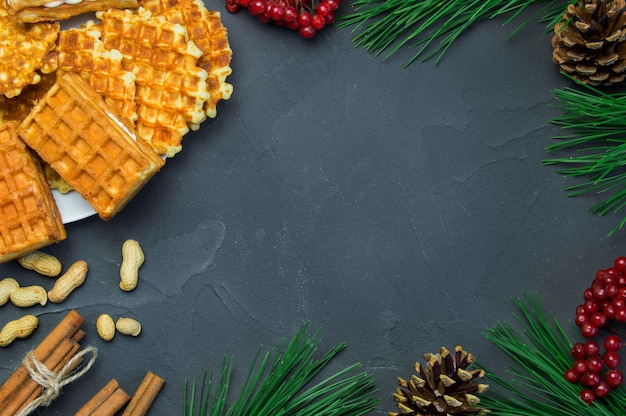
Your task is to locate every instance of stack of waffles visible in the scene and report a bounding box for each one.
[0,0,233,262]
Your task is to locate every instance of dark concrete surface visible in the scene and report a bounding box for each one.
[2,2,626,414]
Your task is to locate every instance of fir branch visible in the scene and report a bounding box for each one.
[543,78,626,236]
[481,292,626,415]
[183,323,379,416]
[336,0,574,66]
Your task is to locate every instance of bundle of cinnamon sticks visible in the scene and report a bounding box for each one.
[0,310,165,415]
[0,309,86,415]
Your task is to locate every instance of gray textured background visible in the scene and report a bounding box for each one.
[1,2,625,414]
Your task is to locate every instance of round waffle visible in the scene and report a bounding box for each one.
[96,7,212,157]
[141,0,233,121]
[57,22,138,126]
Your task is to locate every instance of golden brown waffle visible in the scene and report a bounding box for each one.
[0,13,59,98]
[18,72,165,220]
[57,23,137,126]
[96,7,211,157]
[141,0,233,120]
[7,0,139,22]
[0,72,57,124]
[0,121,66,263]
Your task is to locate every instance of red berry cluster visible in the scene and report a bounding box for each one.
[565,256,626,404]
[225,0,341,38]
[564,336,623,403]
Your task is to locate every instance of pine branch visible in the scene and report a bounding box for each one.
[481,292,626,415]
[336,0,574,66]
[543,77,626,236]
[183,323,379,416]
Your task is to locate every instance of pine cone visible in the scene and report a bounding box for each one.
[389,346,489,416]
[551,0,626,86]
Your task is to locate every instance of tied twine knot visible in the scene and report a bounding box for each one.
[17,345,98,416]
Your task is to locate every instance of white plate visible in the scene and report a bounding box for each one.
[53,190,96,224]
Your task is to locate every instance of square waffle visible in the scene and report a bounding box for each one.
[141,0,233,120]
[7,0,139,23]
[57,23,138,126]
[0,121,66,264]
[96,8,211,157]
[18,72,165,220]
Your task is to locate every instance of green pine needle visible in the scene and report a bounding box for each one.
[543,76,626,236]
[183,322,380,416]
[482,292,626,415]
[336,0,574,66]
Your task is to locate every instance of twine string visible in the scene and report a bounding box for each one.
[17,345,98,416]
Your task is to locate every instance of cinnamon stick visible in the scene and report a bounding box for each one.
[0,309,84,415]
[121,371,165,416]
[75,379,130,416]
[15,337,81,414]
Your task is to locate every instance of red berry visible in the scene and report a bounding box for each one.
[603,351,621,368]
[594,381,611,398]
[238,0,251,7]
[571,342,587,359]
[606,369,624,388]
[575,313,589,327]
[324,12,334,24]
[604,335,622,351]
[615,310,626,324]
[614,297,626,309]
[248,0,266,15]
[580,372,601,387]
[583,340,600,356]
[606,283,620,299]
[269,4,284,20]
[593,285,608,301]
[590,312,607,327]
[604,303,617,319]
[579,389,596,404]
[299,25,315,38]
[316,2,329,16]
[587,356,604,373]
[286,19,300,29]
[564,368,579,383]
[585,299,599,313]
[615,256,626,271]
[581,322,599,338]
[326,0,339,10]
[311,14,325,30]
[576,304,587,315]
[573,359,588,374]
[283,5,297,21]
[297,12,312,26]
[257,12,272,22]
[226,1,240,12]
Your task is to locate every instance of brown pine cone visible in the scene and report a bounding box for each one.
[389,346,489,416]
[552,0,626,86]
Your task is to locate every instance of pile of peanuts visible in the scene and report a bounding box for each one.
[0,239,146,346]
